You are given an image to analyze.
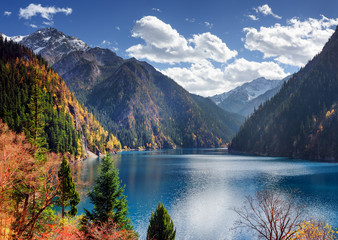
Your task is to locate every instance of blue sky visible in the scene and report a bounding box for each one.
[1,0,338,96]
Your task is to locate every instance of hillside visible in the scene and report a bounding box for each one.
[230,27,338,161]
[5,28,244,149]
[0,37,120,158]
[86,59,244,148]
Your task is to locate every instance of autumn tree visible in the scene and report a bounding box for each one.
[147,202,176,240]
[57,156,80,218]
[84,155,132,230]
[0,120,36,239]
[83,218,138,240]
[234,189,306,240]
[293,219,338,240]
[13,153,63,239]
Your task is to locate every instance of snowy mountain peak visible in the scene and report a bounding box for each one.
[210,76,290,116]
[3,28,90,65]
[1,33,27,43]
[211,77,282,104]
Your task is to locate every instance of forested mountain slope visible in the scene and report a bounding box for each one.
[230,27,338,161]
[86,59,244,148]
[0,37,120,158]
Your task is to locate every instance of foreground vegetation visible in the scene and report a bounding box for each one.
[1,115,337,239]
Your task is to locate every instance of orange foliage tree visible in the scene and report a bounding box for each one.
[0,119,36,239]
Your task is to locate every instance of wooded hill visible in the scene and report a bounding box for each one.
[0,37,121,158]
[230,27,338,161]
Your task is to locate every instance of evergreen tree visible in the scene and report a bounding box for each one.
[147,202,176,240]
[84,155,132,230]
[57,156,80,218]
[25,82,48,158]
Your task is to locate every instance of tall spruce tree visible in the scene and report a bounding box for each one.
[57,156,80,218]
[25,82,48,159]
[84,155,132,230]
[147,202,176,240]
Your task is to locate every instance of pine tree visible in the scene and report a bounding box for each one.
[84,155,132,230]
[147,202,176,240]
[24,82,48,159]
[57,156,80,218]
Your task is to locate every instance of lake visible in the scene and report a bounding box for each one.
[76,148,338,239]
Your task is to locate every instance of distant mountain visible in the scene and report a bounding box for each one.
[0,37,120,158]
[210,77,290,116]
[6,28,244,149]
[2,28,89,65]
[230,27,338,161]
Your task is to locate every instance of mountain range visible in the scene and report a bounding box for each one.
[210,76,290,117]
[230,26,338,161]
[2,28,244,149]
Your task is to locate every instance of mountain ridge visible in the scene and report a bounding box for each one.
[5,27,244,149]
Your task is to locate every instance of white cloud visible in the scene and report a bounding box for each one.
[115,26,120,31]
[127,15,290,96]
[254,4,281,19]
[29,24,38,28]
[204,21,214,29]
[19,3,72,20]
[162,58,288,97]
[126,16,237,64]
[152,8,161,12]
[244,15,338,67]
[100,40,119,52]
[186,18,196,23]
[4,11,12,16]
[248,15,259,21]
[43,21,54,26]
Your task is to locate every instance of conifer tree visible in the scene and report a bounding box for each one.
[25,82,48,158]
[84,155,132,230]
[57,156,80,218]
[147,202,176,240]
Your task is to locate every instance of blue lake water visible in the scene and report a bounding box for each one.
[76,148,338,239]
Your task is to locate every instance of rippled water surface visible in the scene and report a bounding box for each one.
[76,149,338,239]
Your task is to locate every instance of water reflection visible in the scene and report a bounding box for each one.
[77,149,338,240]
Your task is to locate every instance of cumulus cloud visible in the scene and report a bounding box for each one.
[248,15,259,21]
[4,11,12,16]
[127,16,291,96]
[254,4,281,19]
[152,8,161,12]
[162,59,288,97]
[126,16,237,64]
[19,3,72,20]
[244,15,338,67]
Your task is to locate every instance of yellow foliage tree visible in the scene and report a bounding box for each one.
[293,219,338,240]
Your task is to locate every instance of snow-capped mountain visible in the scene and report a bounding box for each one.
[210,76,290,116]
[2,28,89,65]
